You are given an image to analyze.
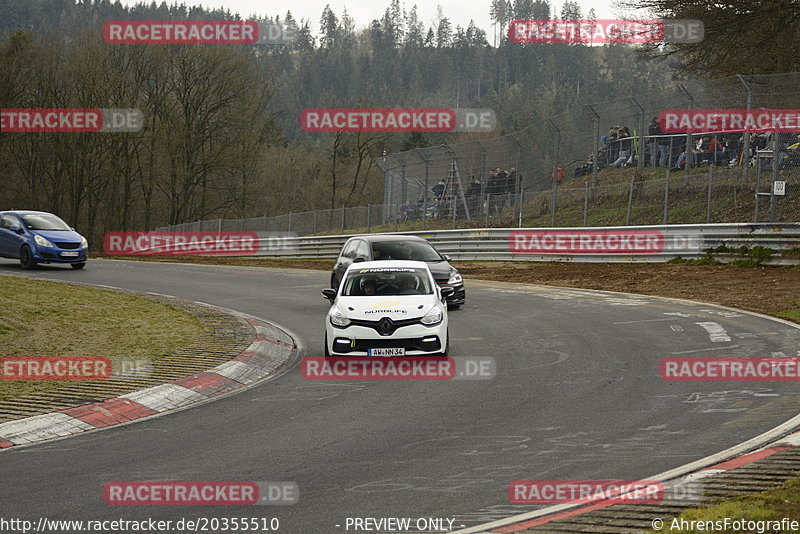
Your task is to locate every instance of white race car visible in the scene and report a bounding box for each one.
[322,260,452,357]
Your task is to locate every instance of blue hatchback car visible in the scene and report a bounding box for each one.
[0,211,89,269]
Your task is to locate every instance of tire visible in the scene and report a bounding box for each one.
[440,330,450,356]
[448,303,462,310]
[19,246,36,270]
[324,334,331,357]
[70,262,86,270]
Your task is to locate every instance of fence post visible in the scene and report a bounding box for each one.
[707,163,714,223]
[518,189,524,227]
[626,175,635,225]
[394,204,398,232]
[737,74,753,180]
[663,151,672,225]
[288,212,292,232]
[585,104,601,186]
[312,210,317,235]
[630,97,645,173]
[341,206,345,232]
[263,213,268,232]
[754,151,763,222]
[583,180,589,226]
[547,118,560,226]
[771,132,780,222]
[367,204,371,233]
[678,84,694,174]
[217,218,222,232]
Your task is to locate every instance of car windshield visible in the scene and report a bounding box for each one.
[20,214,71,231]
[371,241,443,262]
[341,267,433,296]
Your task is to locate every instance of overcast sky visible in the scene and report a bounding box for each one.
[120,0,644,38]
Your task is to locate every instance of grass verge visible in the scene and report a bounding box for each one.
[0,275,203,402]
[649,478,800,533]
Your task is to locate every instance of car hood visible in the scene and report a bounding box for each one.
[424,261,453,281]
[336,295,437,320]
[31,229,85,243]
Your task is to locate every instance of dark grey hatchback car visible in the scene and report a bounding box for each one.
[330,235,465,308]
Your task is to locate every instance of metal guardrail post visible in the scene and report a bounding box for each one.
[630,97,645,173]
[546,119,560,226]
[663,146,673,224]
[737,74,753,180]
[771,133,779,222]
[626,175,635,225]
[677,85,694,174]
[707,164,713,223]
[585,104,601,186]
[583,181,589,226]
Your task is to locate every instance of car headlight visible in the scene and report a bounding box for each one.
[421,306,443,326]
[448,271,462,284]
[329,307,351,328]
[80,237,89,249]
[34,235,54,248]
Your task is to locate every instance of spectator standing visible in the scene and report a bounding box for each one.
[648,116,668,168]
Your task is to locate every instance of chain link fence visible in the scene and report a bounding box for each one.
[159,73,800,234]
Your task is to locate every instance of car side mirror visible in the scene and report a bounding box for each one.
[321,288,337,302]
[443,255,452,262]
[440,286,455,299]
[8,226,22,234]
[353,257,366,263]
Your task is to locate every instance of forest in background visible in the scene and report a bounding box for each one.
[0,0,675,244]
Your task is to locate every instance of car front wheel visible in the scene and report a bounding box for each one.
[71,262,86,270]
[19,246,37,270]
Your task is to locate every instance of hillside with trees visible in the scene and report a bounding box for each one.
[0,0,675,243]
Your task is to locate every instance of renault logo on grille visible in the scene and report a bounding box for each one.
[377,317,395,336]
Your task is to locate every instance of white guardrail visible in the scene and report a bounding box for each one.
[252,223,800,264]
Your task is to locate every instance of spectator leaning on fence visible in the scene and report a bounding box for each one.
[648,116,668,168]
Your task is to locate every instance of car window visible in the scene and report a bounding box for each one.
[354,240,370,259]
[19,213,71,231]
[341,267,433,296]
[1,214,21,229]
[372,241,443,262]
[339,240,357,259]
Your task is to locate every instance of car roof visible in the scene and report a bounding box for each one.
[346,234,430,244]
[1,210,55,216]
[344,260,431,273]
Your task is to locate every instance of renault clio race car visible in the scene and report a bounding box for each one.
[322,261,452,357]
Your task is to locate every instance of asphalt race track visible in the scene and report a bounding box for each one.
[2,259,800,533]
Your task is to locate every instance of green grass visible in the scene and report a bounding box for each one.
[650,478,800,533]
[0,275,203,401]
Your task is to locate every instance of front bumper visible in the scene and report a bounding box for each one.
[437,281,465,306]
[32,246,88,263]
[326,323,447,356]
